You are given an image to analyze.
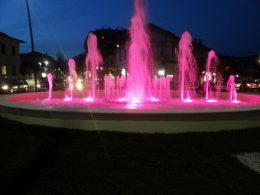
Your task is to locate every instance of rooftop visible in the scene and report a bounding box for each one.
[0,32,25,43]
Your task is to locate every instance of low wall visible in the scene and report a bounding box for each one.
[0,92,259,133]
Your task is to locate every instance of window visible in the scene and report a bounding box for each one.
[12,65,16,76]
[1,44,6,54]
[1,65,7,75]
[11,46,16,56]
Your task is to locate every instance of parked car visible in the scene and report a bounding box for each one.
[36,79,48,91]
[235,79,242,90]
[0,78,28,94]
[239,79,260,91]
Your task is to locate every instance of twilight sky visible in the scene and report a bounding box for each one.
[0,0,259,59]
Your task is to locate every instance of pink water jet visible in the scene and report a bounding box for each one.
[85,32,103,101]
[126,0,153,104]
[103,0,172,104]
[204,50,222,101]
[227,75,238,103]
[177,32,197,101]
[65,58,78,100]
[47,73,53,100]
[104,74,116,101]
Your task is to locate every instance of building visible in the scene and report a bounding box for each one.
[20,52,56,79]
[0,32,24,78]
[84,24,211,76]
[148,23,179,76]
[82,23,257,89]
[83,28,128,75]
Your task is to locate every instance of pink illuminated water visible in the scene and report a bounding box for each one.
[103,0,172,104]
[104,74,171,103]
[151,76,172,101]
[104,74,116,101]
[66,58,78,100]
[8,91,260,112]
[177,32,197,101]
[104,74,126,101]
[205,50,222,101]
[126,0,152,104]
[103,0,172,105]
[227,75,238,102]
[47,73,53,100]
[85,33,103,100]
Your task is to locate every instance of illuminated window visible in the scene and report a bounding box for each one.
[1,65,7,75]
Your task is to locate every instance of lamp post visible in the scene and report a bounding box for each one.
[25,0,37,91]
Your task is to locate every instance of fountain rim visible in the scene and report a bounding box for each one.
[0,91,260,114]
[0,92,259,133]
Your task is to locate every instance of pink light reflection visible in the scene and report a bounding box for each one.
[150,97,160,102]
[183,99,193,103]
[126,102,140,110]
[130,97,142,104]
[206,99,218,103]
[116,98,127,102]
[84,97,94,102]
[64,97,72,102]
[126,97,143,109]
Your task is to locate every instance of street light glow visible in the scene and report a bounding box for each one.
[158,69,165,76]
[121,68,126,77]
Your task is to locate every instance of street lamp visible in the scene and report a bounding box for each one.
[44,60,49,66]
[25,0,35,53]
[25,0,37,91]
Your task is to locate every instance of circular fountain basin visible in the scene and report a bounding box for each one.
[0,91,259,133]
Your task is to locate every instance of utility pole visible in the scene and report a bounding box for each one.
[25,0,37,91]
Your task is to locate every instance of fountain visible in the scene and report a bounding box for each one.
[64,58,78,101]
[177,32,197,102]
[126,0,152,104]
[85,32,103,101]
[204,50,222,102]
[103,0,171,105]
[0,0,259,133]
[47,73,53,100]
[227,75,238,103]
